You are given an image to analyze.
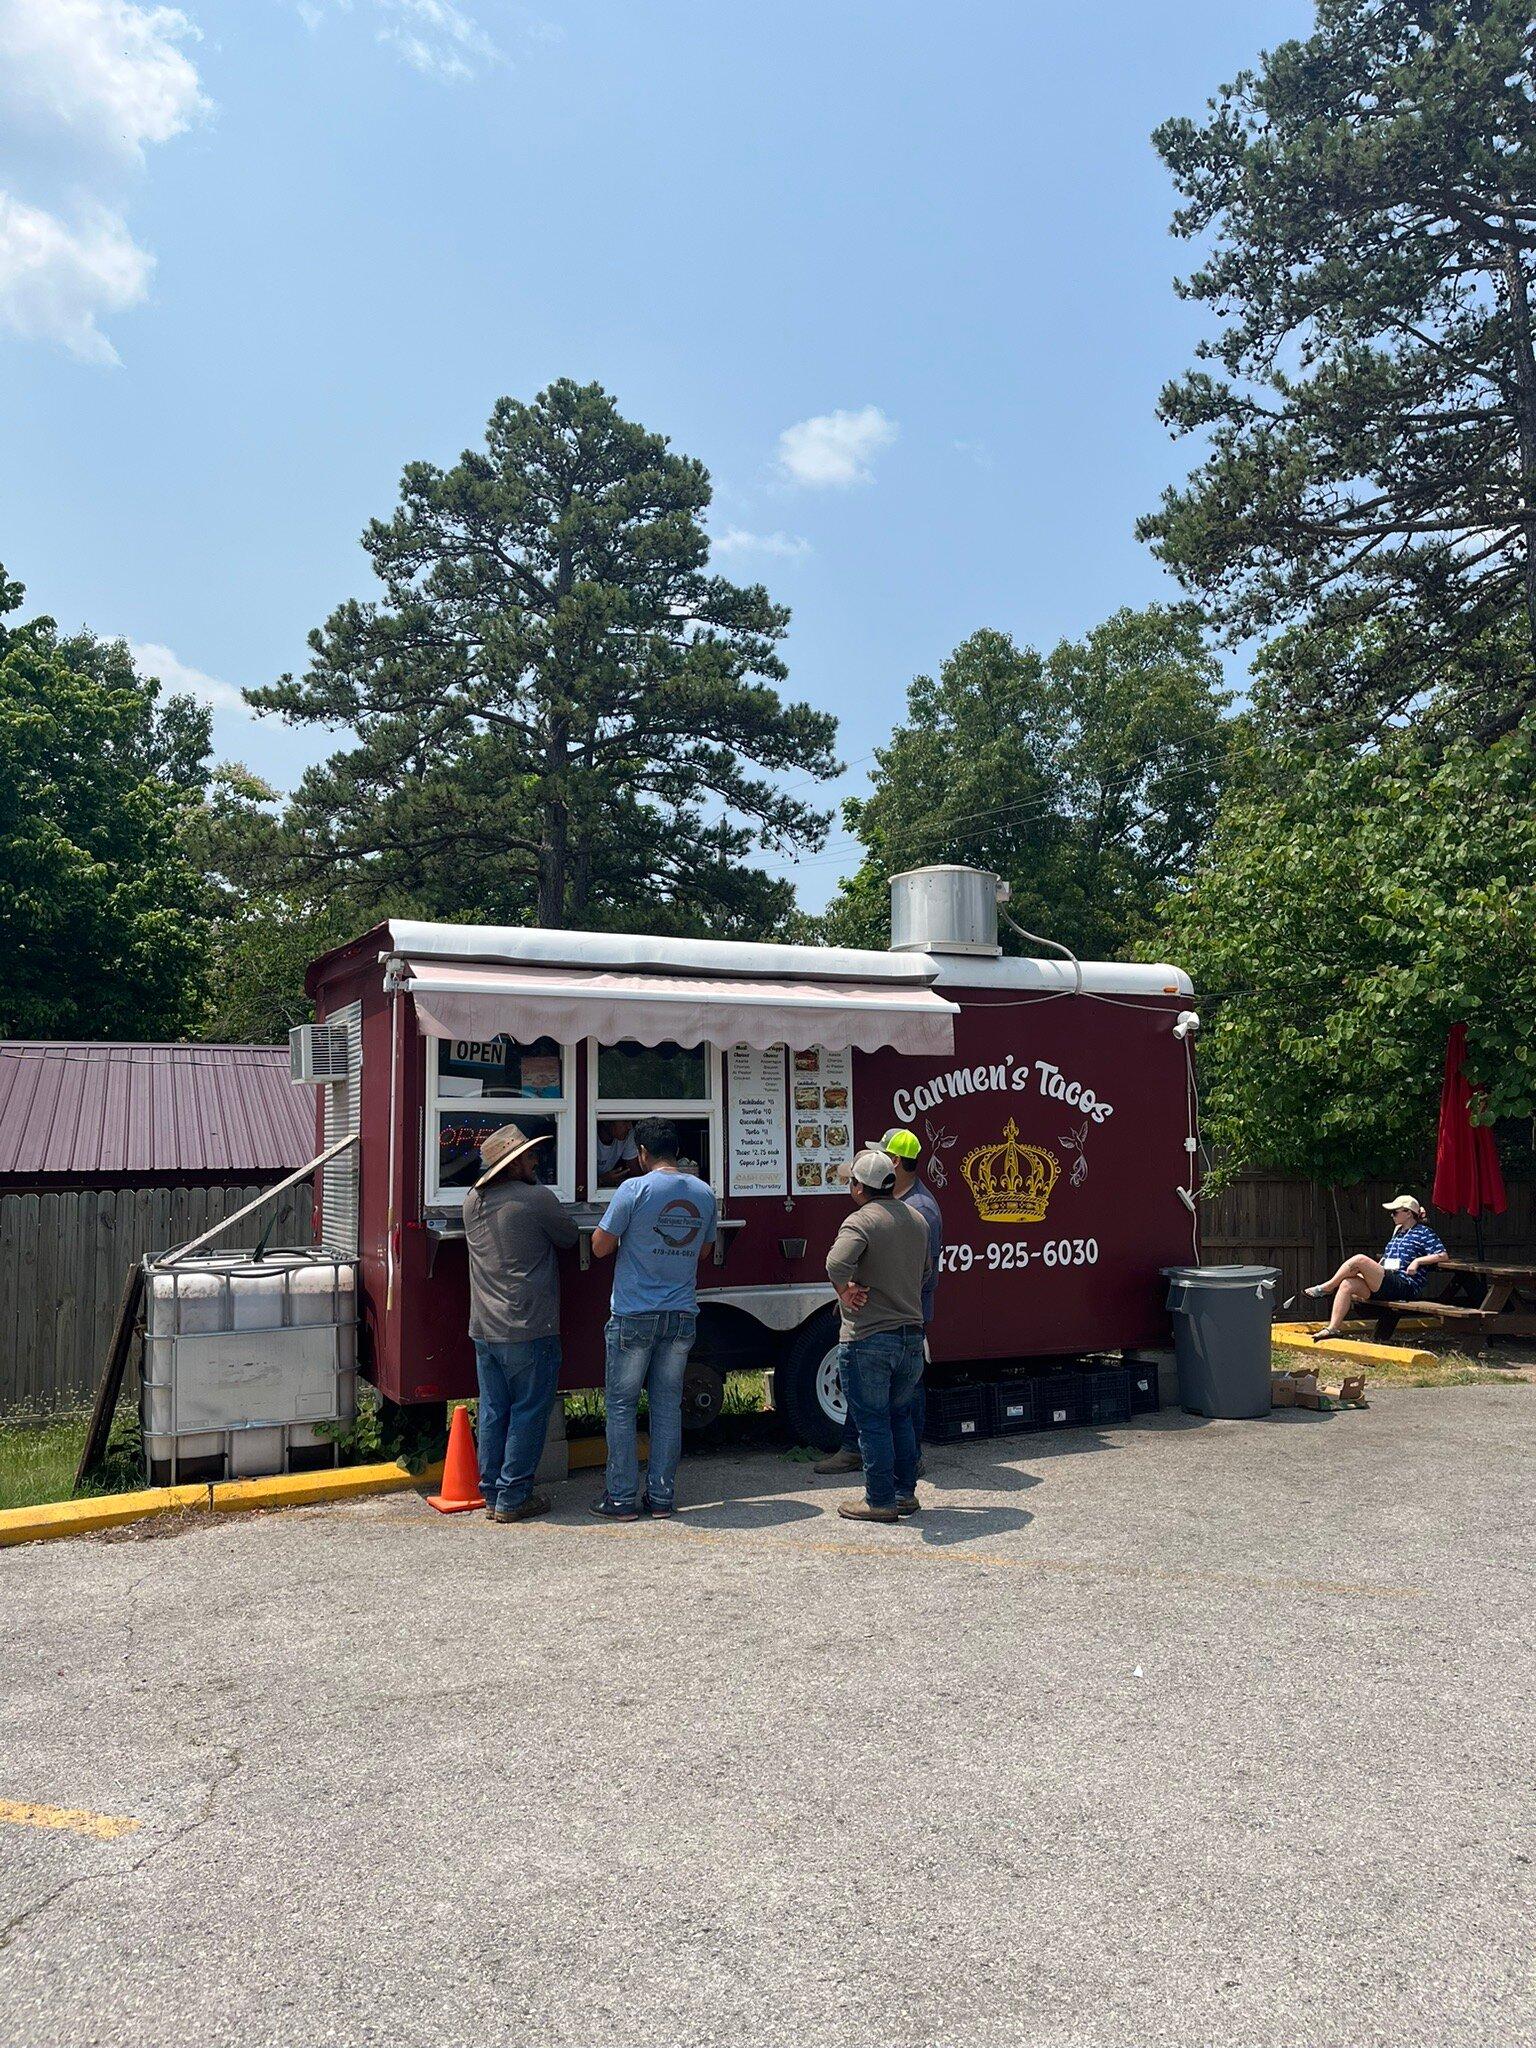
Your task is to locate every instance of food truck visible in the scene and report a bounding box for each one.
[298,866,1199,1447]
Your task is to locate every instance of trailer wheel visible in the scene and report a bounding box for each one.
[681,1359,725,1433]
[777,1308,845,1450]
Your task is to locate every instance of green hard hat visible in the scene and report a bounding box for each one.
[877,1126,923,1162]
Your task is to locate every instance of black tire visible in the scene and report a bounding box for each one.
[776,1307,846,1450]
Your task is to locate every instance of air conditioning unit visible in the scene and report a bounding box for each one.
[289,1023,351,1085]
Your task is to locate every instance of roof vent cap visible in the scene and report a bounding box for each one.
[889,866,1005,957]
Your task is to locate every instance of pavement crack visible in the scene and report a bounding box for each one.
[0,1744,245,1959]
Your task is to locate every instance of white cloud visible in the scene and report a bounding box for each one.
[0,0,208,365]
[712,528,812,560]
[0,0,208,161]
[128,639,250,715]
[296,0,502,79]
[0,196,152,365]
[777,406,898,488]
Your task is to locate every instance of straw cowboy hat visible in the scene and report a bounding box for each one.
[475,1121,552,1188]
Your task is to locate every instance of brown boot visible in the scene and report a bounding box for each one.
[495,1492,552,1524]
[894,1494,920,1515]
[814,1447,863,1475]
[839,1499,899,1523]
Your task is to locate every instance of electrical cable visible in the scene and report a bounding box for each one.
[998,902,1082,996]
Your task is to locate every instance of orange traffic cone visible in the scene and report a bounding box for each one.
[427,1405,485,1514]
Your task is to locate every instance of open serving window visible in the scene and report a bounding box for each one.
[425,1033,577,1206]
[587,1039,723,1197]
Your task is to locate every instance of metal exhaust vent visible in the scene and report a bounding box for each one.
[889,866,1005,957]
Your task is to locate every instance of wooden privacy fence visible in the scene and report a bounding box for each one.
[1201,1174,1535,1304]
[0,1183,315,1417]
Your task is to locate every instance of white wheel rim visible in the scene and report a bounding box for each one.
[813,1347,846,1425]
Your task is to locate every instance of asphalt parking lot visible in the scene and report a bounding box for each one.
[3,1386,1533,2048]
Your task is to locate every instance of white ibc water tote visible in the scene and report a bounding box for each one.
[141,1249,358,1483]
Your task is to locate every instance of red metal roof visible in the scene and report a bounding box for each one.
[0,1043,315,1181]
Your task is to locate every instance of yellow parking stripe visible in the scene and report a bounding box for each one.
[0,1799,141,1841]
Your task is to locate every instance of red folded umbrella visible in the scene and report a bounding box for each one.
[1432,1023,1507,1218]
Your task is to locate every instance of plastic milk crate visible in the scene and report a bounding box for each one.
[1123,1359,1161,1414]
[1080,1364,1132,1427]
[1033,1372,1087,1430]
[989,1377,1041,1435]
[923,1384,993,1443]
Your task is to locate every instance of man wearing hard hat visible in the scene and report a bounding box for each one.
[815,1125,944,1475]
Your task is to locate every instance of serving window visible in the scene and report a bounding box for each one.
[587,1038,723,1197]
[425,1033,576,1206]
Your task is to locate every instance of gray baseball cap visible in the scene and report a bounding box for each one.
[849,1147,897,1192]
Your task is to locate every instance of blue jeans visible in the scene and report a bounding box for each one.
[473,1334,562,1510]
[604,1310,696,1510]
[839,1326,925,1509]
[841,1350,926,1451]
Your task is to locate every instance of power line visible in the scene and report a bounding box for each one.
[758,757,1233,873]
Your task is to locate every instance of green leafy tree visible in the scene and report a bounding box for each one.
[1141,0,1536,740]
[0,568,211,1037]
[1165,729,1536,1181]
[823,609,1231,958]
[184,767,352,1042]
[251,380,839,933]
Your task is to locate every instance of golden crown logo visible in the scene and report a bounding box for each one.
[961,1120,1059,1224]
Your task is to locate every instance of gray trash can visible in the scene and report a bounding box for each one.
[1162,1264,1280,1419]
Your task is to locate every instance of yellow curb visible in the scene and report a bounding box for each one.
[566,1433,646,1472]
[0,1462,445,1548]
[208,1459,443,1516]
[1272,1322,1435,1370]
[0,1484,210,1550]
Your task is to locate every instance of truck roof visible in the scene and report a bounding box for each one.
[360,919,1192,999]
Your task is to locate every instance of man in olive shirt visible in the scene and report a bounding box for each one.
[825,1148,932,1523]
[462,1121,579,1523]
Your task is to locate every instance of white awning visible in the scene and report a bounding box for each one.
[403,960,958,1057]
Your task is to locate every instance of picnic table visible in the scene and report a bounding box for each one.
[1364,1257,1536,1349]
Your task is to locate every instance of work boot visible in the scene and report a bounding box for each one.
[894,1494,920,1516]
[495,1493,551,1523]
[814,1447,863,1475]
[838,1500,899,1524]
[483,1500,498,1521]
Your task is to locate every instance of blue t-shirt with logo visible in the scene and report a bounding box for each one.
[600,1169,718,1316]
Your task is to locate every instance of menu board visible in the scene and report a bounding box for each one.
[790,1046,855,1194]
[727,1044,789,1197]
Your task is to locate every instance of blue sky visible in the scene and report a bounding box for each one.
[0,0,1308,911]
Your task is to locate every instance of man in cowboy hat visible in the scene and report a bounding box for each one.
[462,1121,579,1522]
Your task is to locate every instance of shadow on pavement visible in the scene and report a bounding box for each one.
[912,1501,1035,1545]
[674,1495,823,1531]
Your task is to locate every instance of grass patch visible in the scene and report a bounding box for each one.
[1273,1344,1529,1390]
[563,1370,769,1441]
[0,1411,96,1512]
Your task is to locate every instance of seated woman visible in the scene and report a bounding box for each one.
[1295,1196,1449,1342]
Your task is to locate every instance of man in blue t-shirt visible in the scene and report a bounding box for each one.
[589,1117,717,1519]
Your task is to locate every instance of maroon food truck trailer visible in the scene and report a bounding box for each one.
[298,866,1198,1447]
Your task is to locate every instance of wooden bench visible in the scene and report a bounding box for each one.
[1363,1296,1499,1349]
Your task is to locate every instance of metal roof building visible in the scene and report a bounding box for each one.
[0,1043,315,1188]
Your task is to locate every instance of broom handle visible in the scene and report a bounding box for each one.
[157,1133,359,1267]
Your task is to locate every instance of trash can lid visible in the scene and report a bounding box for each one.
[1161,1263,1280,1287]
